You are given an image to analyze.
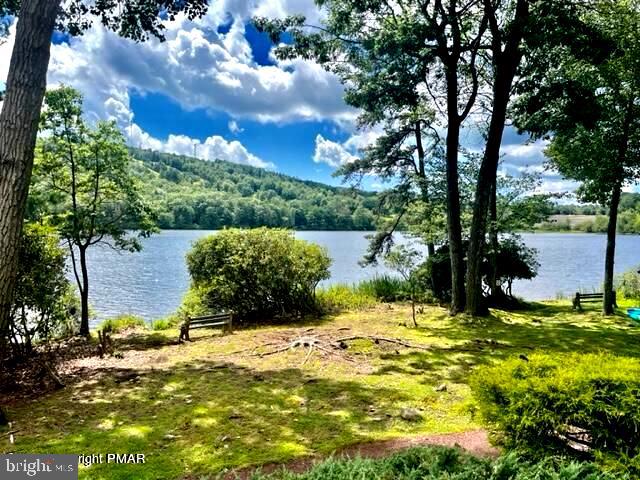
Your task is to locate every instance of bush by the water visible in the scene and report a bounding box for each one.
[615,267,640,299]
[184,228,331,322]
[470,353,640,474]
[250,447,624,479]
[421,236,538,303]
[98,314,147,333]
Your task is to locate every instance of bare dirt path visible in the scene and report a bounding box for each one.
[222,429,498,479]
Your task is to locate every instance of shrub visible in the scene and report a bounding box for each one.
[150,319,170,331]
[249,447,623,479]
[358,275,412,302]
[151,315,181,331]
[316,284,377,312]
[7,223,79,357]
[184,228,331,323]
[98,314,147,333]
[470,353,640,474]
[421,236,539,303]
[615,267,640,299]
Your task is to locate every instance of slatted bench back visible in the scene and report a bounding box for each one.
[573,292,617,311]
[179,311,233,342]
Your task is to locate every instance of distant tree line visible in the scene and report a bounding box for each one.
[132,148,384,231]
[540,193,640,234]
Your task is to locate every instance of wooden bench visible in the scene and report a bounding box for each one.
[179,311,233,342]
[572,292,617,311]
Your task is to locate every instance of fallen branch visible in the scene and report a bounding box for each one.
[334,336,431,351]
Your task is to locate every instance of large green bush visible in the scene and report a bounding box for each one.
[185,228,331,322]
[250,447,624,479]
[7,223,79,357]
[470,353,640,473]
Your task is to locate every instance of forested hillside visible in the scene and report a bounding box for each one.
[130,148,382,230]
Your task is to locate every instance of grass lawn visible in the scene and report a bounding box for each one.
[3,300,640,479]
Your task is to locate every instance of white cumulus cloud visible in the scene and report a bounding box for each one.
[313,134,359,167]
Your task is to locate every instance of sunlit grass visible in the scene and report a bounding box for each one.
[4,300,640,479]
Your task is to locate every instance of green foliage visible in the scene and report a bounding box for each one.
[317,275,422,312]
[316,284,377,312]
[0,0,208,42]
[422,237,539,303]
[151,314,182,331]
[32,86,157,334]
[184,228,331,322]
[131,148,382,231]
[471,353,640,474]
[615,267,640,299]
[250,447,623,480]
[516,2,640,207]
[8,223,79,355]
[484,237,539,297]
[98,315,147,334]
[35,88,158,253]
[359,275,414,303]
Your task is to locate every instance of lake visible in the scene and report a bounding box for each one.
[77,230,640,326]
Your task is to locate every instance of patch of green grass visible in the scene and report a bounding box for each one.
[151,314,182,331]
[97,314,147,333]
[358,275,411,302]
[5,300,640,479]
[316,284,377,311]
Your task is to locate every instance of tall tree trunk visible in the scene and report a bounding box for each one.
[0,0,61,339]
[603,183,621,315]
[427,243,435,257]
[465,87,509,315]
[445,70,465,315]
[79,246,91,335]
[488,178,499,299]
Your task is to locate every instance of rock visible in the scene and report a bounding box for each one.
[435,383,447,392]
[163,434,178,440]
[400,407,422,422]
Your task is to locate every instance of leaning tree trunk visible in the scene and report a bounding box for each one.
[465,0,528,316]
[0,0,61,340]
[603,184,622,315]
[465,87,509,316]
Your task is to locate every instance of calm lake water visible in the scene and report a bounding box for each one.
[77,231,640,326]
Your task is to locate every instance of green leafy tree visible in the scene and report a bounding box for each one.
[515,0,640,314]
[383,245,423,326]
[34,86,157,335]
[0,0,208,340]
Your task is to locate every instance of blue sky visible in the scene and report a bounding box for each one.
[0,1,574,193]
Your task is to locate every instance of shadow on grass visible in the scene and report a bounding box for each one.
[373,302,640,385]
[9,359,408,480]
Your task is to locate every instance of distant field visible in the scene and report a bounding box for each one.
[548,214,598,227]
